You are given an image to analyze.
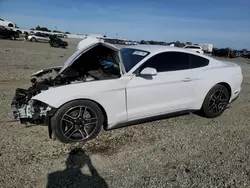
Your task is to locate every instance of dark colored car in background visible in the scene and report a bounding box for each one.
[242,52,250,58]
[212,48,236,58]
[49,35,68,48]
[0,26,19,40]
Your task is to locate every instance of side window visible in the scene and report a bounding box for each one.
[189,54,209,68]
[139,52,189,72]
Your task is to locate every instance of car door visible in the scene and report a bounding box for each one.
[188,53,210,103]
[43,34,50,42]
[126,51,196,120]
[39,34,47,42]
[34,33,42,42]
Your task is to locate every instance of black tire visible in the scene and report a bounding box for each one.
[10,35,15,40]
[31,37,37,42]
[201,84,230,118]
[51,100,104,143]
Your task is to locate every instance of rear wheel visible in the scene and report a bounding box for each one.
[51,100,104,143]
[201,84,230,118]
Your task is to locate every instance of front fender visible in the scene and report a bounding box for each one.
[32,80,128,125]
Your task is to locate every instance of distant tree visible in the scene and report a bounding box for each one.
[148,40,155,44]
[186,42,192,45]
[30,28,35,30]
[53,30,63,33]
[242,49,248,52]
[140,40,147,44]
[175,41,182,47]
[65,31,71,34]
[35,25,41,30]
[35,25,51,32]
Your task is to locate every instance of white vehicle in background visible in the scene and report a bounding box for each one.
[183,45,204,54]
[27,32,51,42]
[0,18,16,28]
[12,41,243,144]
[199,43,213,53]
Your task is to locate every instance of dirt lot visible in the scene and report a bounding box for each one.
[0,38,250,188]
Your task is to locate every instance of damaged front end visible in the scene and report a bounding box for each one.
[11,85,55,125]
[11,40,122,127]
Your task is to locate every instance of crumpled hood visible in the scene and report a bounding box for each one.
[59,39,118,75]
[32,78,126,108]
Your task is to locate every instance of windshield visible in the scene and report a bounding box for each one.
[120,48,150,72]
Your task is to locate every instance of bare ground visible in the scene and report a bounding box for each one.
[0,38,250,188]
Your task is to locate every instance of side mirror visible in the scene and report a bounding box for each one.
[139,67,157,76]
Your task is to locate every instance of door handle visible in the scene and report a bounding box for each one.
[182,77,192,82]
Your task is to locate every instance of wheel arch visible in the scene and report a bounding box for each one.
[216,82,232,99]
[52,98,108,128]
[198,82,232,110]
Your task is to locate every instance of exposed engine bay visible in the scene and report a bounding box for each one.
[11,43,121,124]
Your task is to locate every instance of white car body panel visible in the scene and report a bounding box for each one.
[28,34,50,42]
[76,36,105,51]
[32,78,130,127]
[126,69,196,120]
[31,44,243,129]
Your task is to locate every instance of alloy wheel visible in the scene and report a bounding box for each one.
[60,106,98,141]
[208,90,228,114]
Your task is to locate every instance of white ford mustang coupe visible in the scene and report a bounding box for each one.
[11,41,243,143]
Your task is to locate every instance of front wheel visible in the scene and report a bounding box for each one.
[10,35,16,40]
[201,84,230,118]
[31,37,37,42]
[51,100,104,143]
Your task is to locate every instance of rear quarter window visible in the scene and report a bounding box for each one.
[189,54,209,68]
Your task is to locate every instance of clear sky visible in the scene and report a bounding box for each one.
[0,0,249,49]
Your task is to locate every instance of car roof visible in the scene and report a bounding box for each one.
[123,44,211,59]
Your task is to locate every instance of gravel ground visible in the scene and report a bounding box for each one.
[0,38,250,188]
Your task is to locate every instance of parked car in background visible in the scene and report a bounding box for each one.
[242,52,250,58]
[183,45,204,54]
[212,49,236,58]
[234,51,244,58]
[199,43,213,53]
[244,53,250,59]
[11,42,243,143]
[27,32,50,42]
[0,18,17,28]
[56,34,68,38]
[0,25,19,40]
[49,35,68,48]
